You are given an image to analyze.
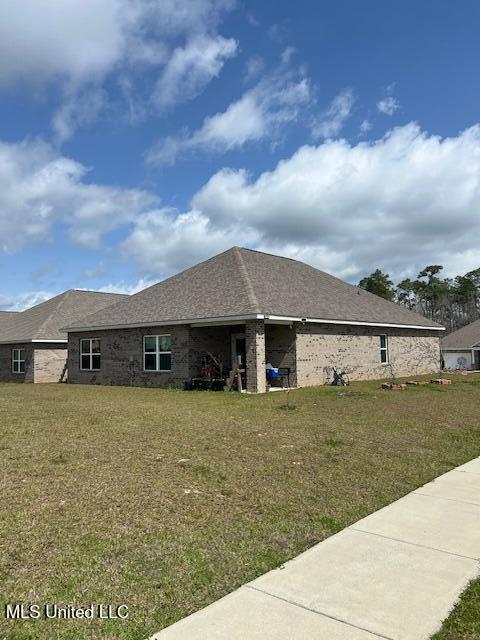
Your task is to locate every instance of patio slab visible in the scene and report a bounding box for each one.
[250,528,478,640]
[351,491,480,559]
[415,469,480,505]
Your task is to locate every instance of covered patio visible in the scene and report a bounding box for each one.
[187,319,297,393]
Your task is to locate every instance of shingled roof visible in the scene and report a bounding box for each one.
[0,310,18,332]
[66,247,442,331]
[441,319,480,350]
[0,290,128,344]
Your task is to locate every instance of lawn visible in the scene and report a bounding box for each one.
[433,577,480,640]
[1,375,480,640]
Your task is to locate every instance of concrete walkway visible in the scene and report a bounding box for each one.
[151,457,480,640]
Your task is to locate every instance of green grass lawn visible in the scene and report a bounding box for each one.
[1,375,480,639]
[433,577,480,640]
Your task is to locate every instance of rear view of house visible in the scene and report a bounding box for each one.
[0,290,127,383]
[65,247,443,392]
[441,319,480,370]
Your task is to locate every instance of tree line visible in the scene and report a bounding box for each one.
[358,266,480,333]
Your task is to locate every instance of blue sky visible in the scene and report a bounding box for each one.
[1,0,480,309]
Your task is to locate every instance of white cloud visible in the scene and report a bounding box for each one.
[280,47,296,65]
[359,119,372,134]
[122,208,254,275]
[97,278,156,295]
[377,96,400,116]
[377,84,400,116]
[146,69,311,164]
[152,35,237,110]
[0,0,237,141]
[0,290,57,311]
[126,123,480,283]
[6,122,480,296]
[244,55,265,83]
[0,0,126,88]
[52,87,107,143]
[312,89,355,139]
[0,138,156,252]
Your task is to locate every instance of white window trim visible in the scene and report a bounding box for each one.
[80,338,101,371]
[143,334,172,372]
[12,348,25,374]
[379,334,389,364]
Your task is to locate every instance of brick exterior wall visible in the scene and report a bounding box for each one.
[0,343,34,382]
[245,320,266,393]
[295,323,441,386]
[0,343,67,383]
[67,325,190,387]
[65,321,440,392]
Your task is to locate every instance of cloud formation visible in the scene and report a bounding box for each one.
[377,96,400,116]
[377,83,400,116]
[3,123,480,288]
[0,0,237,141]
[146,68,311,164]
[134,123,480,281]
[312,89,355,139]
[152,35,237,110]
[0,138,156,251]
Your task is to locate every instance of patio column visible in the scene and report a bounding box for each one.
[245,320,266,393]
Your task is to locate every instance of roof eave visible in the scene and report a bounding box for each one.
[63,313,444,333]
[0,338,68,345]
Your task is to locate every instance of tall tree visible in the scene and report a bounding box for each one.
[396,278,419,310]
[414,265,450,320]
[358,269,395,301]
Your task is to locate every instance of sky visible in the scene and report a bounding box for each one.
[1,0,480,310]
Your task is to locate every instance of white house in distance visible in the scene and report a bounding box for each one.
[441,319,480,370]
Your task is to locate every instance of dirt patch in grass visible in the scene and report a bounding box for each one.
[0,374,480,639]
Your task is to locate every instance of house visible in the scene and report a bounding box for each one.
[441,319,480,370]
[64,247,443,392]
[0,290,127,383]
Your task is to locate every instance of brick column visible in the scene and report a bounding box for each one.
[245,320,266,393]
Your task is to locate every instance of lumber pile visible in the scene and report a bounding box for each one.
[381,383,407,390]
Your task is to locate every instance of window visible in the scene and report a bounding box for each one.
[144,335,171,371]
[379,334,389,364]
[80,338,101,370]
[12,349,25,373]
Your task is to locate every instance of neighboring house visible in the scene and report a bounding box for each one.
[441,319,480,370]
[0,290,128,383]
[65,247,443,392]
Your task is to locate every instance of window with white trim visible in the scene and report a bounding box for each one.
[80,338,101,370]
[379,334,389,364]
[12,348,25,373]
[144,335,171,371]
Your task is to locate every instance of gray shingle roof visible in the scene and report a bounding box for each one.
[0,290,128,343]
[0,311,18,332]
[441,319,480,350]
[66,247,442,331]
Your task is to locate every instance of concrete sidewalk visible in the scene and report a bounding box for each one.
[151,457,480,640]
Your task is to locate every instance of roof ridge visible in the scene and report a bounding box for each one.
[233,247,261,314]
[34,290,71,339]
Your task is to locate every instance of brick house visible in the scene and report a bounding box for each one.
[0,290,127,383]
[65,247,443,392]
[441,319,480,370]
